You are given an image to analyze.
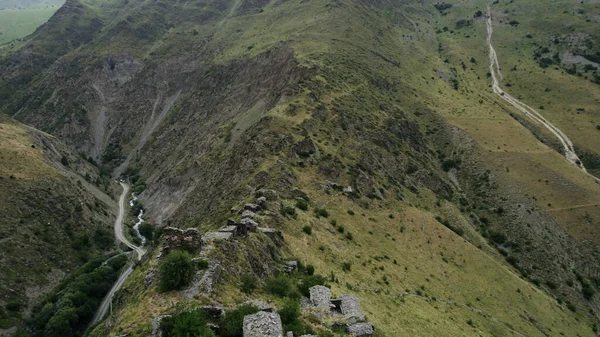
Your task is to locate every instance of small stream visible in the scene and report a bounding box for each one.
[130,193,147,245]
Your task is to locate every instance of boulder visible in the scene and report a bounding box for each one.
[240,218,259,232]
[243,203,262,212]
[283,260,298,273]
[309,285,332,309]
[256,196,268,208]
[289,137,319,158]
[243,311,283,337]
[256,189,278,200]
[258,227,283,242]
[144,268,157,288]
[219,225,238,237]
[340,294,365,322]
[347,322,374,337]
[204,232,233,242]
[241,210,257,219]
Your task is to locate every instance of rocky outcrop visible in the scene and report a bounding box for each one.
[309,285,332,309]
[340,294,365,323]
[162,227,202,254]
[347,322,375,337]
[151,315,171,337]
[243,311,283,337]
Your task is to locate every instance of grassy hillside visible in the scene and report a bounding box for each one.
[0,118,118,333]
[0,0,598,336]
[0,0,64,45]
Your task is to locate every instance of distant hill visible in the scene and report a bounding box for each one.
[0,0,64,10]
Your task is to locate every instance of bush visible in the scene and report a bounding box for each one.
[197,259,209,270]
[265,276,293,298]
[347,210,355,216]
[138,222,153,241]
[281,205,297,219]
[302,226,312,235]
[297,275,328,297]
[240,275,257,294]
[296,199,308,211]
[342,262,352,272]
[219,304,259,337]
[337,226,345,233]
[159,250,195,292]
[345,232,353,240]
[314,208,329,218]
[162,310,215,337]
[277,300,313,336]
[305,265,315,276]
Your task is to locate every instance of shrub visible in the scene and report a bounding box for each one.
[345,232,353,240]
[297,275,328,297]
[219,304,259,337]
[159,250,195,292]
[302,226,312,235]
[240,275,257,294]
[347,210,355,215]
[296,199,308,211]
[330,219,337,226]
[566,301,577,312]
[305,265,315,276]
[278,300,313,336]
[265,276,293,298]
[197,259,209,270]
[337,226,345,233]
[162,310,215,337]
[314,208,329,218]
[281,206,297,219]
[342,262,352,272]
[138,222,153,241]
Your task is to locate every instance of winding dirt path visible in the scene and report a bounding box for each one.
[486,5,586,171]
[89,182,145,327]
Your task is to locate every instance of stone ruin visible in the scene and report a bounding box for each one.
[203,196,282,244]
[243,311,283,337]
[306,286,374,337]
[160,227,202,255]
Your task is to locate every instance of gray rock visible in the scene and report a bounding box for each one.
[256,196,268,207]
[151,315,171,337]
[243,203,262,212]
[219,225,238,236]
[204,232,233,241]
[256,189,279,200]
[283,260,298,273]
[241,210,257,219]
[240,218,259,232]
[145,268,157,288]
[243,311,283,337]
[258,227,283,242]
[309,285,332,309]
[340,294,365,322]
[197,260,222,293]
[347,322,374,337]
[287,332,294,337]
[244,299,273,312]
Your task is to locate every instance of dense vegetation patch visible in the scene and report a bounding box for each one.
[16,254,127,337]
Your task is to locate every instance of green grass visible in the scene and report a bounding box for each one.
[0,6,62,45]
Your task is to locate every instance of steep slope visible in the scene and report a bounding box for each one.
[0,117,118,334]
[0,0,599,336]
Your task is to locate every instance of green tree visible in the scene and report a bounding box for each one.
[159,250,195,292]
[138,222,153,241]
[219,304,259,337]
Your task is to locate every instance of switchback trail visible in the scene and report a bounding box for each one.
[89,182,146,327]
[486,5,588,172]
